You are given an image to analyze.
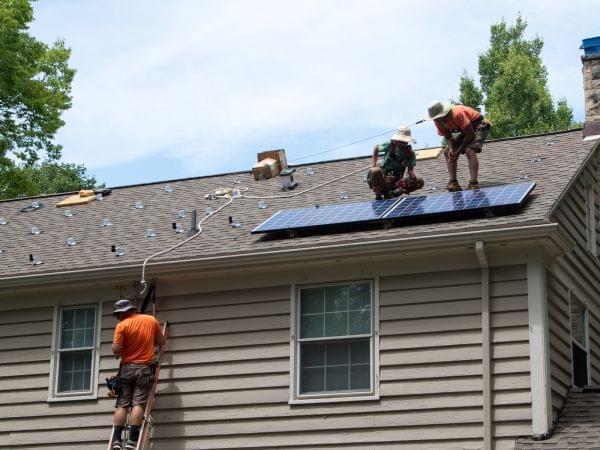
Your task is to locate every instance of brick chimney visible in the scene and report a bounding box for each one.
[582,36,600,140]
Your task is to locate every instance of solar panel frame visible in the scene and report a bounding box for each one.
[251,182,536,235]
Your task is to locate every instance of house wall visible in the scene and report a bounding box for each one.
[548,150,600,417]
[0,263,531,449]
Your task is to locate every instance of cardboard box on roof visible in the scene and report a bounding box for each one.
[257,149,287,171]
[252,157,280,180]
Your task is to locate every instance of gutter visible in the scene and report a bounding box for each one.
[476,241,491,450]
[0,222,569,291]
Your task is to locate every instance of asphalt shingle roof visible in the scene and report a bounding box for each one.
[516,387,600,449]
[0,129,597,279]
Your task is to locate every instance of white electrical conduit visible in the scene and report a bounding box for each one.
[137,163,372,294]
[139,197,233,294]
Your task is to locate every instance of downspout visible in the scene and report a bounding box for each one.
[476,241,492,450]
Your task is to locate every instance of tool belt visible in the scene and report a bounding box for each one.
[106,367,122,397]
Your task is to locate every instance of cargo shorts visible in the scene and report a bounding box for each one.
[116,363,154,408]
[442,120,491,155]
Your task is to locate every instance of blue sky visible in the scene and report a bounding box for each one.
[29,1,598,187]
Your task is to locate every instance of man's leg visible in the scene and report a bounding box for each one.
[444,146,461,191]
[367,167,387,199]
[465,148,479,187]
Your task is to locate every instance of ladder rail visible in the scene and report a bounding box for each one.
[136,322,168,450]
[106,322,168,450]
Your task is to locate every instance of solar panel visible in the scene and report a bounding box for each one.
[251,198,398,234]
[251,182,535,235]
[384,182,535,220]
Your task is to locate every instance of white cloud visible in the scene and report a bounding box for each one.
[29,0,598,184]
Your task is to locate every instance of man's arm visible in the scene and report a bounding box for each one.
[154,321,166,347]
[453,122,474,156]
[372,144,379,167]
[112,342,123,356]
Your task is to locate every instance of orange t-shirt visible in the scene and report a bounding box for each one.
[113,313,162,364]
[435,105,481,136]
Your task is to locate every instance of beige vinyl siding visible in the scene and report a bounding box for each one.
[380,265,530,449]
[0,265,530,449]
[546,271,573,416]
[550,153,600,398]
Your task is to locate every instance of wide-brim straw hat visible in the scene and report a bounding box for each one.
[390,126,416,143]
[428,101,452,120]
[112,299,136,316]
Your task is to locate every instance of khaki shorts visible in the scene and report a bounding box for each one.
[442,120,491,154]
[116,363,154,408]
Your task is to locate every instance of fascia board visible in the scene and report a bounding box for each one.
[0,221,566,293]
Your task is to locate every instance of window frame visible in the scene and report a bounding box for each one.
[289,279,380,404]
[48,302,102,402]
[569,292,591,387]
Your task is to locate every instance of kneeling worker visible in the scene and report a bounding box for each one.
[428,101,491,192]
[110,299,166,450]
[368,126,424,200]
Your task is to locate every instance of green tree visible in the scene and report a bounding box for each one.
[0,0,101,199]
[458,15,580,138]
[0,158,99,199]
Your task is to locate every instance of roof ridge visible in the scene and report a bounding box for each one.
[0,128,584,203]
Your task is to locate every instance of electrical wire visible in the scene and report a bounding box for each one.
[137,117,427,293]
[242,164,372,200]
[139,197,233,294]
[288,118,426,164]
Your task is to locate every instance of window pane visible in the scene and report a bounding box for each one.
[60,307,96,349]
[301,343,325,367]
[58,351,92,392]
[300,314,324,338]
[350,339,370,364]
[349,283,370,310]
[325,312,348,337]
[350,365,370,389]
[349,310,371,335]
[326,366,349,391]
[325,286,348,312]
[301,288,324,314]
[300,368,324,393]
[326,342,349,366]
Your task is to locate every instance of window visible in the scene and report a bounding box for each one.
[292,281,377,401]
[50,305,99,400]
[570,295,589,388]
[585,183,598,256]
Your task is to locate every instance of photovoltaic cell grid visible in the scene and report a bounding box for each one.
[252,199,398,233]
[384,182,535,219]
[251,182,535,234]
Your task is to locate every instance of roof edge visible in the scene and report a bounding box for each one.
[0,222,567,293]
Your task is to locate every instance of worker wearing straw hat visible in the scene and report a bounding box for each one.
[368,126,424,200]
[428,101,492,192]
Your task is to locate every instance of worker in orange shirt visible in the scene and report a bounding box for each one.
[109,299,166,450]
[428,101,492,192]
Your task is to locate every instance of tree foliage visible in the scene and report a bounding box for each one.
[458,15,580,138]
[0,158,99,199]
[0,0,101,200]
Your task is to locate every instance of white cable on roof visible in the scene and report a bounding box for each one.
[139,197,233,294]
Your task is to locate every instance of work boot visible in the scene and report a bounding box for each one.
[375,194,384,201]
[112,441,122,450]
[446,180,462,192]
[467,181,480,190]
[125,440,137,450]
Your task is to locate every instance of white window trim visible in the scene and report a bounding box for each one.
[48,301,103,402]
[289,278,380,404]
[568,290,591,387]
